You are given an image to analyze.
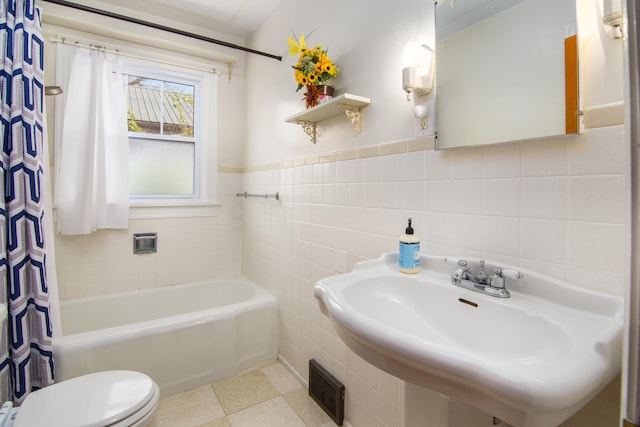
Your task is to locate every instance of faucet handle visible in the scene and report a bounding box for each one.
[490,268,505,289]
[490,268,523,289]
[498,268,523,280]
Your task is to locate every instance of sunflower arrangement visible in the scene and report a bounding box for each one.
[288,34,339,107]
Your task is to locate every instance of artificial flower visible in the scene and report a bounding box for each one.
[288,34,339,93]
[287,34,307,56]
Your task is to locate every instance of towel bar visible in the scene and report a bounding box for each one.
[236,192,279,201]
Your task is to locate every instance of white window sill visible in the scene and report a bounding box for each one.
[52,201,222,222]
[129,201,222,219]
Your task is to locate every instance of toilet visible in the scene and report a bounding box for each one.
[0,305,159,427]
[1,370,159,427]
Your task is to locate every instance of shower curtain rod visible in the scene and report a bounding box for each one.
[42,0,283,62]
[49,36,228,76]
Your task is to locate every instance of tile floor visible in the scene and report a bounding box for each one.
[152,360,336,427]
[153,359,621,427]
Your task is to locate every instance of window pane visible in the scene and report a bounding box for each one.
[129,139,195,196]
[127,76,195,137]
[163,81,194,136]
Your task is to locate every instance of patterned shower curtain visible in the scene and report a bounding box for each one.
[0,0,54,404]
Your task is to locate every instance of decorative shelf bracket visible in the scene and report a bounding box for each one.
[285,93,371,144]
[340,104,362,133]
[296,120,317,143]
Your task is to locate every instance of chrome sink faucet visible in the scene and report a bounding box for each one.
[448,258,523,298]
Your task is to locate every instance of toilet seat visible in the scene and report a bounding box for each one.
[13,370,159,427]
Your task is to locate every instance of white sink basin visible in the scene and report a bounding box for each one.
[314,253,623,427]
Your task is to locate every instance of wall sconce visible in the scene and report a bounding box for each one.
[402,42,435,100]
[602,0,623,39]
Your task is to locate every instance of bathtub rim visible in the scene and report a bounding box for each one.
[53,277,277,349]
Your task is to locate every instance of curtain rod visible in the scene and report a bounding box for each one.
[42,0,283,61]
[50,37,228,77]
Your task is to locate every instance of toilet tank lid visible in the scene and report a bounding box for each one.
[14,370,157,427]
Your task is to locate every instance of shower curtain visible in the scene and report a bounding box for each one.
[0,0,54,404]
[56,45,129,235]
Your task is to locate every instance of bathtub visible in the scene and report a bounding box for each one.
[52,278,279,397]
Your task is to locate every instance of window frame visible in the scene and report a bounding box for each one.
[124,59,219,218]
[124,67,201,201]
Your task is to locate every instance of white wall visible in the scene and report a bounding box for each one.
[243,0,626,426]
[244,0,434,166]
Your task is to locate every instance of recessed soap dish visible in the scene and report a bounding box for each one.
[133,232,157,254]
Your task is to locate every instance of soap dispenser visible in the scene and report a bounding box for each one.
[399,218,420,273]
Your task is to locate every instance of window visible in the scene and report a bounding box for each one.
[121,59,219,217]
[126,74,197,197]
[54,37,220,219]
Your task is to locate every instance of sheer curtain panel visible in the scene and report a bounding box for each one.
[56,47,129,234]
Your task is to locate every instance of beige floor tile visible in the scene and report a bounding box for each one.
[200,417,232,427]
[227,396,307,427]
[155,385,225,427]
[155,361,334,427]
[262,360,304,395]
[237,359,278,374]
[285,388,333,427]
[213,369,280,414]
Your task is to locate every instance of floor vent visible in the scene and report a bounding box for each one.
[309,359,345,426]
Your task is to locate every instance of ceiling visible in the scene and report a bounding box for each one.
[436,0,526,40]
[93,0,282,39]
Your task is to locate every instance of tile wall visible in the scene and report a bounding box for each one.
[54,172,244,300]
[241,125,626,426]
[51,124,625,426]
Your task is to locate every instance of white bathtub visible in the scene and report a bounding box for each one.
[53,278,279,397]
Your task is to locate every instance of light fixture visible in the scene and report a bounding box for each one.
[401,42,435,100]
[602,0,623,39]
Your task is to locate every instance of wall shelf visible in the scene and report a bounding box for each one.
[285,93,371,143]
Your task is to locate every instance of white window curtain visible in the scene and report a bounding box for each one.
[56,46,129,234]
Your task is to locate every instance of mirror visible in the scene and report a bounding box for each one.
[435,0,580,150]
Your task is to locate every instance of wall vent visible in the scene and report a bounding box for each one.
[309,359,345,426]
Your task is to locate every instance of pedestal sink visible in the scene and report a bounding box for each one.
[314,253,623,427]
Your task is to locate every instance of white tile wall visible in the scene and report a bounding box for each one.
[53,126,625,426]
[242,126,626,427]
[521,177,568,219]
[54,172,244,300]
